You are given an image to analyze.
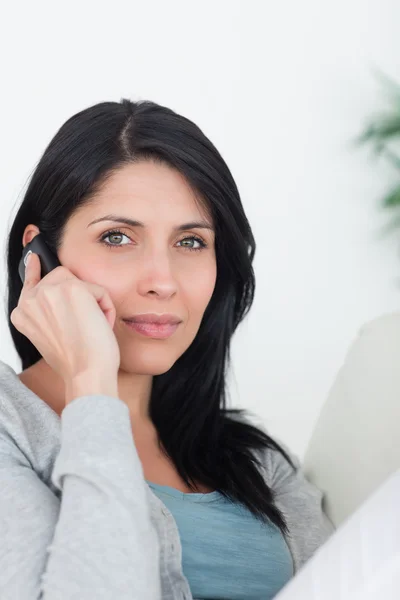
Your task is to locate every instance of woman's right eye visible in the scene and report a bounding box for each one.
[100,229,132,249]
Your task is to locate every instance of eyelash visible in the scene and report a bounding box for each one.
[99,228,208,253]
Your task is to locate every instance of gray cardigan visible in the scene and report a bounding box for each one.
[0,359,333,599]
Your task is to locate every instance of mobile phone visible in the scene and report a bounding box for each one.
[18,233,62,284]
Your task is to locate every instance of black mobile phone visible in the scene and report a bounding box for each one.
[18,233,62,284]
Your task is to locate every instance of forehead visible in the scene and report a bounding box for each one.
[87,160,211,222]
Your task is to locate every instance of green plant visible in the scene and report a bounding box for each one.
[358,72,400,233]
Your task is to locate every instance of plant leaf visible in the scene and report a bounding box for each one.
[372,68,400,102]
[382,148,400,171]
[382,186,400,209]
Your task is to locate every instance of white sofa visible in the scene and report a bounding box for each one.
[303,312,400,527]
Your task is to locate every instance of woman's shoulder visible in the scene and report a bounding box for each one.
[0,359,44,423]
[225,410,299,484]
[233,412,329,518]
[0,359,60,478]
[0,358,55,414]
[0,359,26,422]
[226,411,334,569]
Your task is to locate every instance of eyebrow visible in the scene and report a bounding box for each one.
[87,214,215,232]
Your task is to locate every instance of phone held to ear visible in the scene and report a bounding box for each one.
[18,233,61,284]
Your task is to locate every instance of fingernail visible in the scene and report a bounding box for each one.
[24,251,33,267]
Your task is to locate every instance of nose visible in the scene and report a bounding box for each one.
[136,252,178,299]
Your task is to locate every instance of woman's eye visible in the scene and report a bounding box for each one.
[100,230,207,252]
[101,230,131,247]
[177,236,207,252]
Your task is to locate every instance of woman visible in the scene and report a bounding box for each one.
[0,99,333,599]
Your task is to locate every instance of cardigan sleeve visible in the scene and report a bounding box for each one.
[0,394,161,600]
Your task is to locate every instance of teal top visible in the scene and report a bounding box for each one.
[147,481,294,600]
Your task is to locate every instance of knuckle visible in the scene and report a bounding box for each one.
[48,265,66,277]
[20,292,36,307]
[11,307,23,328]
[61,279,82,294]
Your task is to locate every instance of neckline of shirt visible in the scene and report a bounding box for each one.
[146,480,225,502]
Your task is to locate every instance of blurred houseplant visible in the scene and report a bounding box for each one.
[358,73,400,235]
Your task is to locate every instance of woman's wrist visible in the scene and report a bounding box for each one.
[64,370,119,405]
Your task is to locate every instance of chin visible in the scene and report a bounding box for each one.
[119,352,179,376]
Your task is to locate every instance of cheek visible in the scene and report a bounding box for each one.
[185,266,217,318]
[72,265,127,302]
[72,260,217,319]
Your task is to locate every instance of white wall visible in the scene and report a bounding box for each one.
[0,1,399,458]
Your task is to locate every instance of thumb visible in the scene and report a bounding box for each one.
[22,252,41,291]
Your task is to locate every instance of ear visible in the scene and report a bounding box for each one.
[22,225,41,248]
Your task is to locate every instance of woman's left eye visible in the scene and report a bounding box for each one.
[100,229,207,252]
[177,236,207,252]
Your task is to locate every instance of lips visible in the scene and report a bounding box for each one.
[124,313,182,325]
[123,319,180,339]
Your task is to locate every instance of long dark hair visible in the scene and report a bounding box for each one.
[5,99,295,533]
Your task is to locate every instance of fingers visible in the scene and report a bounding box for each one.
[86,283,117,329]
[17,252,116,330]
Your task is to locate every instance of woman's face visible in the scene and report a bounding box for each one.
[55,160,217,375]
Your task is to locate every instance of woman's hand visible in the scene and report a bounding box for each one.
[11,252,121,398]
